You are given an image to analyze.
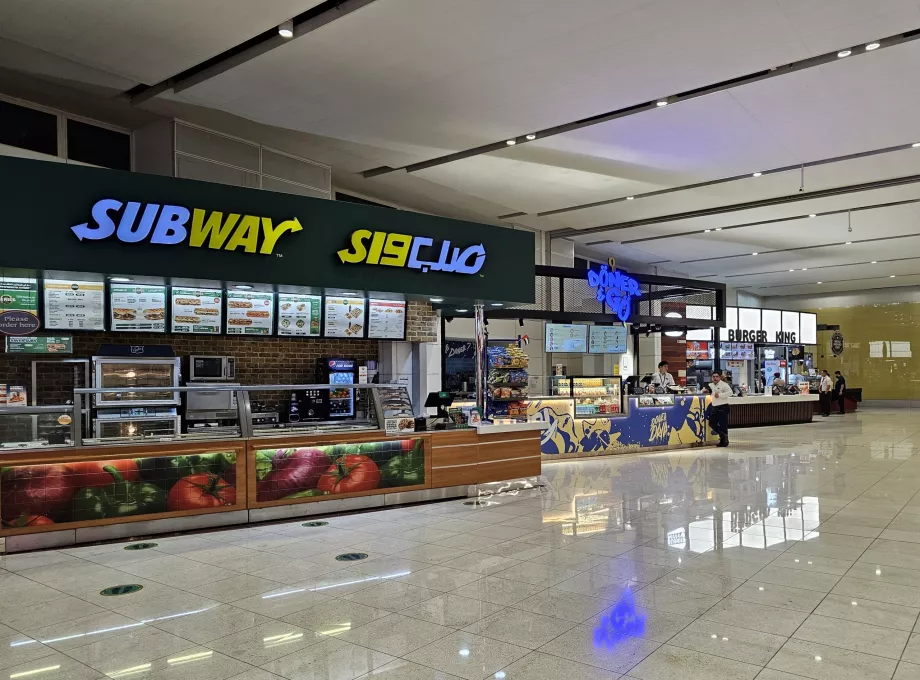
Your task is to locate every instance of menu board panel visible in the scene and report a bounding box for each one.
[545,323,587,353]
[278,294,321,336]
[324,297,366,338]
[589,325,627,354]
[110,284,166,332]
[0,278,38,316]
[686,341,710,360]
[226,291,274,335]
[368,300,406,340]
[170,288,222,334]
[43,279,104,330]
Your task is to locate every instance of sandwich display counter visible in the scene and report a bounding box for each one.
[0,384,543,551]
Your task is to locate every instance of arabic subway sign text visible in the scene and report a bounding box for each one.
[0,157,535,303]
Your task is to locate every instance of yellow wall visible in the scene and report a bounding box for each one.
[810,303,920,401]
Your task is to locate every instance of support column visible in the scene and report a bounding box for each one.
[474,304,486,415]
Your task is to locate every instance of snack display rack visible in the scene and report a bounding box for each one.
[486,345,529,420]
[549,375,623,418]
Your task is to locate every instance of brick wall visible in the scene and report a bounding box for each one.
[0,332,380,405]
[406,301,438,342]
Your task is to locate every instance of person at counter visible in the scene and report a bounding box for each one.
[771,372,786,395]
[650,361,676,393]
[819,369,833,417]
[706,370,733,447]
[835,371,847,415]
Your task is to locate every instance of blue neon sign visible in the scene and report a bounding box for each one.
[587,265,641,322]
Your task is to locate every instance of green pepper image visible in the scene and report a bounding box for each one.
[381,439,424,488]
[72,466,167,521]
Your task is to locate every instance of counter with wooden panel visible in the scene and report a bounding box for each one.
[0,422,544,551]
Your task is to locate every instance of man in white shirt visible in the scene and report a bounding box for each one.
[818,369,833,417]
[707,370,734,447]
[650,361,676,393]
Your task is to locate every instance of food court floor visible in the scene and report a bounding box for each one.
[2,408,920,680]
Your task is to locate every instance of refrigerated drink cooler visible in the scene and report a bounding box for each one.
[321,357,356,419]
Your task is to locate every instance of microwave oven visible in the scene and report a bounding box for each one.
[189,355,236,382]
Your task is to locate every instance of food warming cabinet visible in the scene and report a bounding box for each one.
[92,357,181,407]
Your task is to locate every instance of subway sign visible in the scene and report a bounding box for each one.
[337,229,486,275]
[71,199,302,254]
[728,329,797,343]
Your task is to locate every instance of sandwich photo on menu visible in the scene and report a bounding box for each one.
[113,308,136,320]
[143,308,165,320]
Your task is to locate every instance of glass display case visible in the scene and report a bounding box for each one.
[92,357,181,407]
[0,406,75,449]
[571,376,623,417]
[549,375,572,396]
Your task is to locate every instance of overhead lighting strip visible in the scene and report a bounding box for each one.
[361,28,920,179]
[678,232,920,264]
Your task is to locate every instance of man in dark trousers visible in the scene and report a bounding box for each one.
[706,371,733,447]
[819,369,833,417]
[834,371,847,414]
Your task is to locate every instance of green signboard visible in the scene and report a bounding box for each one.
[5,336,73,354]
[0,279,38,315]
[0,157,536,304]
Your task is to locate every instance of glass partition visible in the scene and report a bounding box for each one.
[0,406,75,450]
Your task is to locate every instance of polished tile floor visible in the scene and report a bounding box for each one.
[3,408,920,679]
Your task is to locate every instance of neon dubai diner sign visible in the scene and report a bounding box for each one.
[587,264,641,322]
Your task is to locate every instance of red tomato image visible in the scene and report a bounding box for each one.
[317,455,381,494]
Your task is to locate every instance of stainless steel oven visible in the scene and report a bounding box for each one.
[92,357,181,407]
[189,355,236,382]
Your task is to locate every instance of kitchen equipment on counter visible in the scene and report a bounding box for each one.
[93,407,181,439]
[184,383,240,435]
[188,355,236,382]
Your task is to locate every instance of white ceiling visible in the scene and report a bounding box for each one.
[2,0,920,296]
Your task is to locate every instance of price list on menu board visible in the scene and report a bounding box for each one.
[278,294,321,336]
[43,279,105,330]
[226,291,274,334]
[110,285,166,332]
[589,325,627,354]
[171,288,222,334]
[324,297,365,337]
[367,300,406,339]
[545,323,587,352]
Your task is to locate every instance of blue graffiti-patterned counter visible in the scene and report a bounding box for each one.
[527,395,718,458]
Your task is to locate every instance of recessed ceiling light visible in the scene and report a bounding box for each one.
[752,252,759,256]
[525,134,536,141]
[109,276,132,282]
[430,297,444,303]
[817,281,823,284]
[715,228,722,231]
[704,229,711,233]
[234,284,253,290]
[656,99,669,107]
[802,268,808,271]
[837,49,852,58]
[865,42,880,51]
[752,172,762,177]
[808,214,817,218]
[890,275,896,278]
[505,139,516,146]
[789,269,795,272]
[845,241,852,245]
[491,303,504,306]
[278,20,294,38]
[871,261,877,264]
[626,196,635,200]
[455,308,468,313]
[913,143,920,148]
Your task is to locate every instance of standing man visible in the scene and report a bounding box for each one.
[771,372,786,394]
[707,370,734,447]
[650,361,676,393]
[819,369,833,417]
[834,371,847,415]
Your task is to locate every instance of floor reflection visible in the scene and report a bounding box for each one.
[593,588,646,649]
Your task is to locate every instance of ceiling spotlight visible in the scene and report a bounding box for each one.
[817,281,823,284]
[715,228,722,231]
[802,268,808,271]
[505,139,517,146]
[234,284,253,290]
[837,49,852,58]
[808,214,817,218]
[890,275,896,278]
[626,196,635,200]
[913,143,920,148]
[455,308,468,313]
[704,229,712,233]
[865,42,880,51]
[491,302,504,306]
[525,134,536,141]
[752,172,763,177]
[109,276,132,282]
[430,297,444,303]
[871,261,877,264]
[278,20,294,38]
[752,252,759,256]
[656,99,669,107]
[789,269,795,272]
[845,241,852,245]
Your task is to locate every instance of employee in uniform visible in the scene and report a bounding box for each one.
[707,370,733,447]
[650,361,676,393]
[834,371,847,415]
[819,369,833,417]
[772,372,786,395]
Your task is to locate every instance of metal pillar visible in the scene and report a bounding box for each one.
[474,304,487,415]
